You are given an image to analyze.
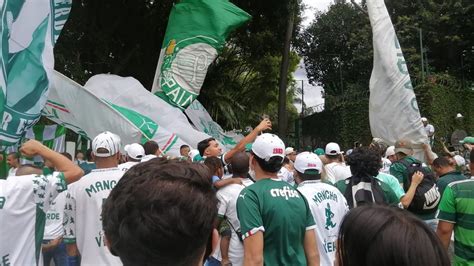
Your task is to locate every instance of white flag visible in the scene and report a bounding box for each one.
[43,71,186,156]
[185,100,243,151]
[84,74,213,149]
[367,0,428,148]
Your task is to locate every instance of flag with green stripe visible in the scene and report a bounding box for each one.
[22,124,66,164]
[151,0,251,109]
[0,0,71,147]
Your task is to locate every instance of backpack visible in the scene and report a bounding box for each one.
[343,176,386,209]
[399,159,440,214]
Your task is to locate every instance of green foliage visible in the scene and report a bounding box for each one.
[300,1,473,149]
[55,0,303,132]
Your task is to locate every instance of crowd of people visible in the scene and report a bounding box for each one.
[0,117,473,266]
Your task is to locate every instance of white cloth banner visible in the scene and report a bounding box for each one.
[185,100,243,151]
[43,71,185,156]
[367,0,428,160]
[84,74,214,149]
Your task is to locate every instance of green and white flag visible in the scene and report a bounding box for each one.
[0,0,71,147]
[22,124,66,164]
[44,71,185,156]
[367,0,427,144]
[85,74,212,149]
[0,1,9,119]
[151,0,251,109]
[185,100,243,151]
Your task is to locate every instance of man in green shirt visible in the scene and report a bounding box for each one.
[437,179,474,265]
[236,133,319,266]
[334,147,400,207]
[389,139,439,223]
[433,157,466,196]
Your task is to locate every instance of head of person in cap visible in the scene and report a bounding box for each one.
[124,143,145,162]
[394,139,413,160]
[293,152,323,184]
[385,146,397,163]
[421,117,428,126]
[285,147,297,162]
[460,136,474,148]
[314,148,325,156]
[250,133,286,179]
[325,142,344,163]
[92,131,121,168]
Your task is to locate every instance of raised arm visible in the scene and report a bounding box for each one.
[224,119,272,163]
[20,140,83,184]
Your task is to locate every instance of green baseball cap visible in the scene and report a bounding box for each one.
[314,148,325,156]
[245,143,253,152]
[460,136,474,144]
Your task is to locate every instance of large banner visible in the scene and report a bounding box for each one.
[44,71,186,156]
[151,0,251,109]
[185,100,243,151]
[22,124,66,164]
[85,74,213,149]
[0,0,71,147]
[367,0,428,149]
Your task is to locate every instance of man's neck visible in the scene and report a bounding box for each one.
[439,168,457,176]
[255,172,278,181]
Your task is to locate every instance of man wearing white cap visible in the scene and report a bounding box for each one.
[294,152,348,266]
[119,143,145,172]
[285,147,297,162]
[236,133,319,266]
[422,117,435,146]
[323,142,352,184]
[63,131,124,266]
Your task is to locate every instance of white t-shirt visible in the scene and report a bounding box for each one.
[216,178,254,266]
[8,167,17,177]
[63,168,124,266]
[297,180,349,266]
[44,192,67,240]
[381,157,392,174]
[118,161,139,172]
[324,162,352,184]
[278,167,295,186]
[0,172,67,266]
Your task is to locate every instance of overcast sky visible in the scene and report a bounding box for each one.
[293,0,333,114]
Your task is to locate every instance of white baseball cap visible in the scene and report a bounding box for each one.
[294,152,323,174]
[385,146,396,157]
[421,117,428,122]
[124,143,145,160]
[252,133,285,161]
[92,131,121,157]
[325,142,342,155]
[453,155,466,167]
[285,147,296,155]
[456,113,463,118]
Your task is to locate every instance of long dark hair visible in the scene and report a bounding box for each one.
[337,205,450,266]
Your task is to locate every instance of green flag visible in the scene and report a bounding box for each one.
[0,0,71,147]
[151,0,251,109]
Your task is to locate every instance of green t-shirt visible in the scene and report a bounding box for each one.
[437,179,474,265]
[389,156,420,184]
[236,178,316,266]
[437,171,466,197]
[334,177,400,206]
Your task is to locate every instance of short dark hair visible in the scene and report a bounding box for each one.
[346,147,380,177]
[102,159,217,266]
[16,164,42,176]
[143,141,159,155]
[295,170,321,181]
[326,154,340,160]
[433,157,452,168]
[470,149,474,163]
[231,152,249,177]
[7,152,19,159]
[251,152,283,173]
[198,138,215,156]
[61,152,73,161]
[338,205,449,266]
[204,156,222,176]
[180,145,190,150]
[86,149,93,161]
